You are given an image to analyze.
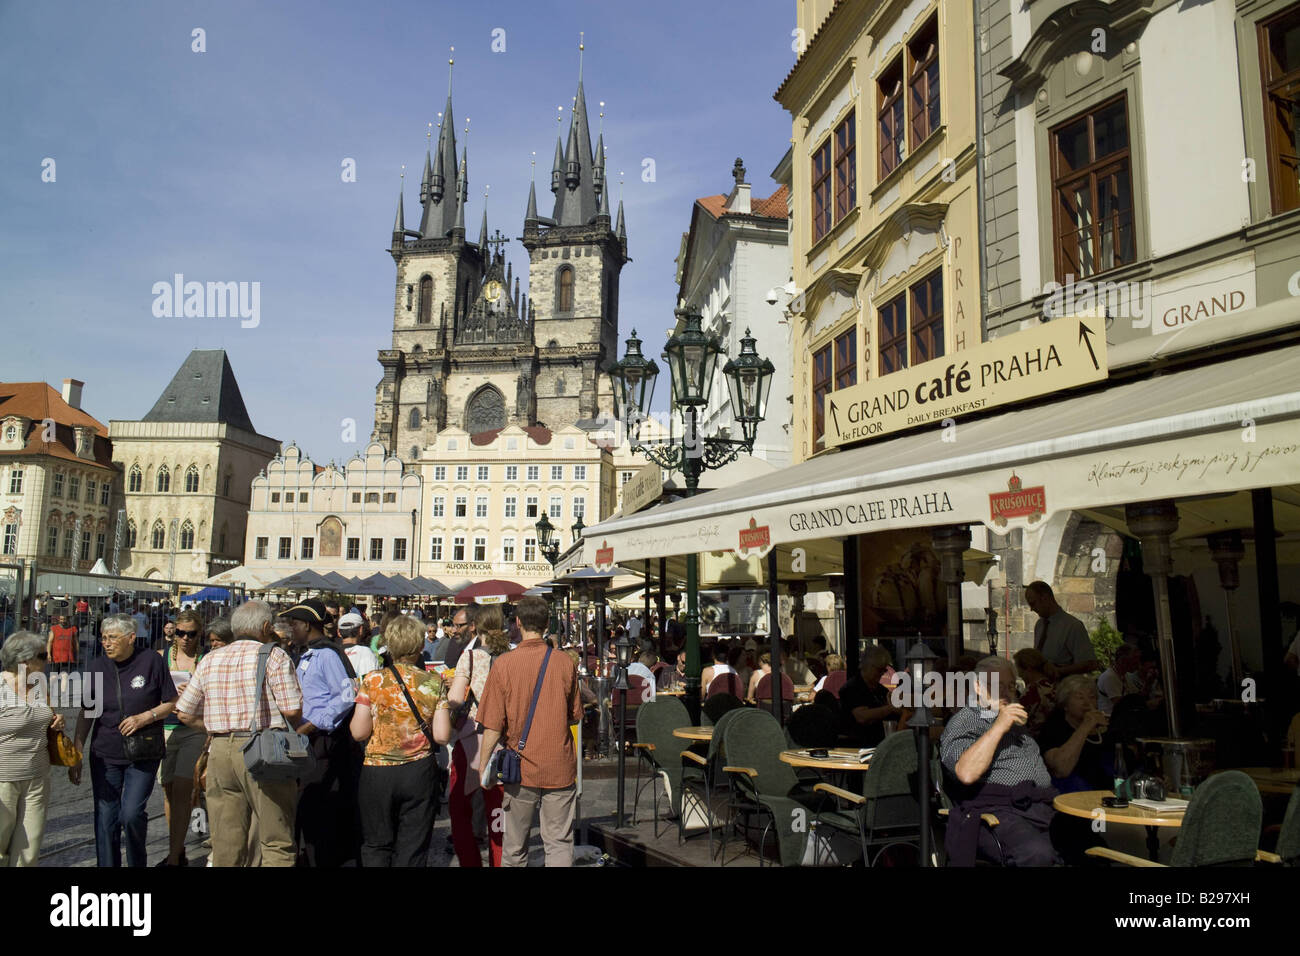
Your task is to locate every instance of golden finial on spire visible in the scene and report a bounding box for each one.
[426,121,433,147]
[598,100,605,136]
[579,31,585,82]
[448,46,455,96]
[556,106,563,125]
[400,164,405,182]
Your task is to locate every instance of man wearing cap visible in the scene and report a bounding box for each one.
[281,598,362,867]
[339,612,380,677]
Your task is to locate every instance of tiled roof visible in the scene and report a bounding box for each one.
[0,382,115,469]
[469,425,553,446]
[774,0,849,103]
[695,185,790,222]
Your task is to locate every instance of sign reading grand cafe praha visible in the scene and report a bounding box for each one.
[823,319,1108,448]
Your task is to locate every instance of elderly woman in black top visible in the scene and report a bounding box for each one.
[72,613,177,867]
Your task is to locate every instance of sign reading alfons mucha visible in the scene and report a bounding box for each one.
[823,319,1108,448]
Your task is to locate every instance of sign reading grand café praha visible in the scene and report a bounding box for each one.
[823,319,1108,448]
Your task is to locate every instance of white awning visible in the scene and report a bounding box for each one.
[584,344,1300,565]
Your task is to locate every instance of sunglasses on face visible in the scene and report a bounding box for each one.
[176,629,200,637]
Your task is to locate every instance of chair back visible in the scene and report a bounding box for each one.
[755,672,794,701]
[722,708,800,798]
[650,661,668,676]
[707,672,744,699]
[710,705,764,767]
[821,670,848,699]
[634,695,690,767]
[1169,770,1262,867]
[860,730,922,832]
[1275,783,1300,866]
[786,703,838,748]
[702,692,744,725]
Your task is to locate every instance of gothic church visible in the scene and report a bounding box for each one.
[372,61,629,457]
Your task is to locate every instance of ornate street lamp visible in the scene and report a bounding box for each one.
[904,639,939,867]
[571,514,585,544]
[535,514,560,568]
[606,307,773,725]
[722,327,776,445]
[614,628,633,828]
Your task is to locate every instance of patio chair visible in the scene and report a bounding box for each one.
[754,672,795,722]
[721,710,821,866]
[679,706,764,862]
[821,670,848,699]
[707,672,745,698]
[612,674,648,751]
[630,695,690,838]
[1257,784,1299,866]
[936,767,1006,866]
[702,692,745,725]
[786,702,838,749]
[812,731,923,866]
[1085,770,1263,867]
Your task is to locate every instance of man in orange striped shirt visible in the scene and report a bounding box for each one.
[478,596,582,867]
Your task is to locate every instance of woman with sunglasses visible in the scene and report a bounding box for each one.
[155,609,205,866]
[0,631,63,866]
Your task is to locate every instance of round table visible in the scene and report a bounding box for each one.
[672,726,713,741]
[1053,790,1186,861]
[658,688,685,697]
[779,748,870,772]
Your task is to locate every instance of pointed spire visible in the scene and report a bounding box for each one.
[420,47,461,239]
[525,178,539,226]
[564,118,580,189]
[393,180,406,235]
[598,168,611,218]
[452,148,467,236]
[616,198,626,241]
[552,51,600,226]
[594,131,605,198]
[551,135,564,194]
[428,146,442,203]
[478,187,489,251]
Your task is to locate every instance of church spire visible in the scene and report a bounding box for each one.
[419,48,461,239]
[551,36,601,227]
[452,147,467,237]
[391,167,406,252]
[478,187,489,252]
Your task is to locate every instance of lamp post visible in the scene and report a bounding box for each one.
[614,628,632,828]
[609,315,774,724]
[905,639,938,867]
[536,514,561,635]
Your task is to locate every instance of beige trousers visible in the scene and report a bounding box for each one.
[205,737,297,867]
[501,783,576,867]
[0,772,49,867]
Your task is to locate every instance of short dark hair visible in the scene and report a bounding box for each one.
[515,596,550,634]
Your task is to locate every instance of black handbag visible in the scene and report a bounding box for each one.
[114,666,166,763]
[384,657,446,815]
[496,647,552,786]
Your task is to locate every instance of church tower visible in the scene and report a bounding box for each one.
[373,53,489,458]
[521,58,630,427]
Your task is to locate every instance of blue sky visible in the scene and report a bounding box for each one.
[0,0,794,465]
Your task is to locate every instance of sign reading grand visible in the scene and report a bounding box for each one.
[824,320,1107,447]
[621,464,663,517]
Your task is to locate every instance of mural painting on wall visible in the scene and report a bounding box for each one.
[858,530,944,637]
[319,517,343,558]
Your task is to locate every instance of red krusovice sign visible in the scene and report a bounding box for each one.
[989,474,1046,526]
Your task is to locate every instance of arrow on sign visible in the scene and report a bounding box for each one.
[1078,321,1100,371]
[829,398,841,435]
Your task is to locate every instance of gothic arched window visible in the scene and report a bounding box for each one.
[418,275,433,324]
[557,266,574,313]
[156,466,170,493]
[464,386,506,435]
[128,466,142,493]
[180,520,195,551]
[184,466,199,493]
[151,521,165,549]
[126,519,137,548]
[409,407,421,429]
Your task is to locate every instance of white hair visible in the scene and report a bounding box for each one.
[101,613,137,639]
[230,600,273,639]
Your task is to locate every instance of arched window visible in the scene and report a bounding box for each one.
[222,470,232,496]
[409,445,420,460]
[464,386,506,434]
[156,466,170,493]
[151,521,165,549]
[128,466,142,493]
[179,520,194,551]
[126,519,137,548]
[409,407,421,429]
[218,522,228,554]
[557,266,574,312]
[184,466,199,493]
[418,275,433,324]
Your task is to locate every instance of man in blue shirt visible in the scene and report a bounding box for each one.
[281,599,361,867]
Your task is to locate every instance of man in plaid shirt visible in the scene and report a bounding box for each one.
[177,600,303,866]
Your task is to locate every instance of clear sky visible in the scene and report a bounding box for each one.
[0,0,795,466]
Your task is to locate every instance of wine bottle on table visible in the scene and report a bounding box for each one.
[1113,742,1128,799]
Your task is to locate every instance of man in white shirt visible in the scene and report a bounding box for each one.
[626,613,643,645]
[626,650,657,702]
[1096,643,1141,714]
[1025,581,1098,679]
[339,612,380,676]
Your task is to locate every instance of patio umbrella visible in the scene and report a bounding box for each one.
[266,570,335,591]
[454,579,528,604]
[353,572,407,597]
[320,571,356,591]
[411,575,455,597]
[385,574,422,597]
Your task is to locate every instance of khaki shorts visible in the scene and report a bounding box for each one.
[160,724,206,784]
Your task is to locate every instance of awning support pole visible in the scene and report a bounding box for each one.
[657,557,667,654]
[933,526,972,667]
[767,549,782,725]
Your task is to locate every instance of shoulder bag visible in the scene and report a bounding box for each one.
[495,646,552,786]
[241,643,316,782]
[115,664,166,763]
[449,648,476,732]
[383,657,447,815]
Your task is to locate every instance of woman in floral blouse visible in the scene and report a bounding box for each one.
[350,615,451,867]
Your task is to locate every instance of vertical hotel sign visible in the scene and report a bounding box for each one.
[823,320,1107,448]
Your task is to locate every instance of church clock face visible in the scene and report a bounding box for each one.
[483,280,503,303]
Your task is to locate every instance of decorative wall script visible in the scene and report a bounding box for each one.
[1085,442,1300,488]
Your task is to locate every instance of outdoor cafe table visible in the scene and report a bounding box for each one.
[658,688,685,697]
[1053,790,1186,861]
[673,726,713,741]
[779,748,870,772]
